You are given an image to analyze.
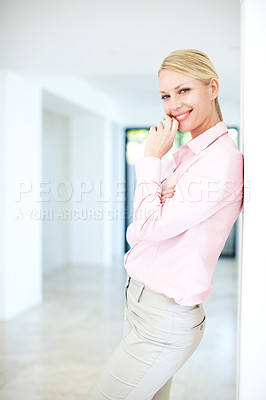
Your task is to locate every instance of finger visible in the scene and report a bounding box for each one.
[149,126,157,133]
[161,196,172,204]
[164,114,173,132]
[162,114,169,121]
[171,117,179,134]
[161,193,174,201]
[162,191,175,199]
[161,196,169,202]
[162,188,175,195]
[162,185,175,193]
[156,121,164,132]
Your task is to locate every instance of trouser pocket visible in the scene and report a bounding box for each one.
[191,315,206,331]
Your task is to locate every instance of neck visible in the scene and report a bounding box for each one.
[190,113,221,140]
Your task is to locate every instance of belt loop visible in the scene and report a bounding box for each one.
[125,275,131,289]
[137,284,145,302]
[125,276,131,306]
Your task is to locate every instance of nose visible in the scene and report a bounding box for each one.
[171,97,183,111]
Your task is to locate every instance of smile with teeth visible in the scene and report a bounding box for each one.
[174,110,192,121]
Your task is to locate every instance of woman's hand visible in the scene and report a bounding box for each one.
[160,185,176,204]
[144,115,179,159]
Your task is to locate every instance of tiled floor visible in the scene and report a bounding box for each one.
[0,257,238,399]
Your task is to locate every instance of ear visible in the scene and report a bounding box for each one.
[209,77,219,100]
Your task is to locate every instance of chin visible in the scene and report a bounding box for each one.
[178,123,192,134]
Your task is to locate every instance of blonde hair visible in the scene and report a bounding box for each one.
[158,49,223,121]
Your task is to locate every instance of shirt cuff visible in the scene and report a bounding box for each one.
[135,156,161,183]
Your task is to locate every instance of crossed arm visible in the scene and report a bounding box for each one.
[126,154,243,246]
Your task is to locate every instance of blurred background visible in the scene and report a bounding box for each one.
[1,0,242,278]
[1,0,262,399]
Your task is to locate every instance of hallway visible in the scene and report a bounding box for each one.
[0,257,238,400]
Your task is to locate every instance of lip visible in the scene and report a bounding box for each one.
[173,109,192,121]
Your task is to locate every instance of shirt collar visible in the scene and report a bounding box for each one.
[172,121,228,165]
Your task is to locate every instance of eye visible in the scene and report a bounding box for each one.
[180,88,190,94]
[160,95,170,100]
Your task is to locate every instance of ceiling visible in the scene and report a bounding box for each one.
[0,0,240,106]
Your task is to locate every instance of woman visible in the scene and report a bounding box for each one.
[91,49,244,399]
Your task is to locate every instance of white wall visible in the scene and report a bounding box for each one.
[237,0,266,399]
[222,102,240,128]
[0,71,127,319]
[109,122,126,265]
[38,76,121,124]
[42,99,127,270]
[41,79,126,269]
[69,114,107,266]
[102,120,126,267]
[0,72,7,314]
[42,109,70,277]
[42,85,126,269]
[0,71,42,320]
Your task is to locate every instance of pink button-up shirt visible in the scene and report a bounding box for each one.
[124,121,244,305]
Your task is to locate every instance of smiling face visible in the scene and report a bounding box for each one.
[158,69,220,138]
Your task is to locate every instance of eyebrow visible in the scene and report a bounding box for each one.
[159,84,191,94]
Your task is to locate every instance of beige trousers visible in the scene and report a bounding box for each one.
[90,275,206,400]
